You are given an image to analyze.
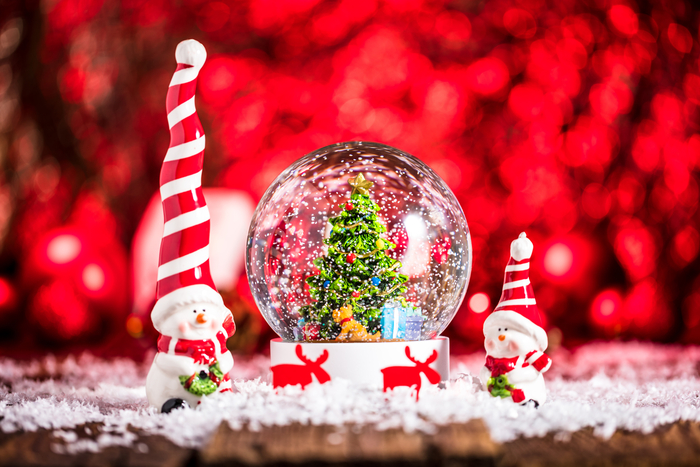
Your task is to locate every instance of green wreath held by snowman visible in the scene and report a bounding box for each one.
[487,374,516,398]
[179,361,225,396]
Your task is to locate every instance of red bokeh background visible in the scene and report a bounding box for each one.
[0,0,698,358]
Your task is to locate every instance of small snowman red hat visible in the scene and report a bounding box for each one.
[151,39,226,330]
[484,232,547,351]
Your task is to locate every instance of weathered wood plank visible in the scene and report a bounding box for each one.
[0,423,193,467]
[500,421,700,467]
[5,420,700,466]
[200,419,498,465]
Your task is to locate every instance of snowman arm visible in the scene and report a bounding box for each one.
[217,349,234,374]
[155,352,197,376]
[479,366,491,389]
[525,350,552,373]
[507,365,539,384]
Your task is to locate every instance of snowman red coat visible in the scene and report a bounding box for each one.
[479,349,551,404]
[156,315,234,368]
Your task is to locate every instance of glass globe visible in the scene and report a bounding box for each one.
[246,142,471,342]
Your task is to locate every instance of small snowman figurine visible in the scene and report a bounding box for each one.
[480,232,551,407]
[145,39,235,413]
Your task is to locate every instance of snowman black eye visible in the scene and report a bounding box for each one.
[498,328,501,331]
[505,328,508,331]
[203,309,206,312]
[193,310,197,313]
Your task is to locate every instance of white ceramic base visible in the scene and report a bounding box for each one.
[269,337,449,394]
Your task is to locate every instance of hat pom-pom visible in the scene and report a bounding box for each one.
[175,39,207,69]
[510,232,533,261]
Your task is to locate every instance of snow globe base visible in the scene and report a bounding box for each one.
[270,337,449,392]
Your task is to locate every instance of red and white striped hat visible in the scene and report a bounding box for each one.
[151,40,225,329]
[484,232,548,351]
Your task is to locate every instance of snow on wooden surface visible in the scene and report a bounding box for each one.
[2,342,700,454]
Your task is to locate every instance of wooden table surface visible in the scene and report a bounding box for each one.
[4,343,700,466]
[3,419,700,466]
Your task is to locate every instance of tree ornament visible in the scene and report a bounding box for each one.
[345,203,354,211]
[346,253,356,264]
[371,277,381,286]
[480,232,551,407]
[146,40,236,413]
[376,239,385,249]
[323,280,331,288]
[352,290,361,297]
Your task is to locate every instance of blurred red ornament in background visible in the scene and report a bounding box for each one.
[46,234,82,264]
[20,226,128,347]
[508,85,544,121]
[503,9,537,39]
[667,24,693,54]
[589,289,625,337]
[0,277,18,329]
[466,57,510,97]
[608,5,639,37]
[671,226,700,268]
[539,236,598,297]
[29,279,95,343]
[623,279,674,340]
[612,220,658,282]
[543,243,574,278]
[468,293,490,314]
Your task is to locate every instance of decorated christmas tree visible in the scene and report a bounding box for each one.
[300,174,409,341]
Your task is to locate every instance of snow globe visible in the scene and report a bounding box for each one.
[246,142,471,393]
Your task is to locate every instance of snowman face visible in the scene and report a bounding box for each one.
[484,324,537,358]
[159,302,228,340]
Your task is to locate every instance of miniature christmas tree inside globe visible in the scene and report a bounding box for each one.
[246,142,471,343]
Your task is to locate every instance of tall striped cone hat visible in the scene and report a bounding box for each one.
[151,39,226,330]
[484,232,548,351]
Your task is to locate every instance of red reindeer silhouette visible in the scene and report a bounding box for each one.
[271,345,331,388]
[381,347,441,399]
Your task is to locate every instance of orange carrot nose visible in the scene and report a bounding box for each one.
[196,313,207,324]
[498,335,506,341]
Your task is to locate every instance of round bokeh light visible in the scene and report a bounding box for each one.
[246,142,471,342]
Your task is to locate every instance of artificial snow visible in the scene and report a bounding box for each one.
[2,342,700,453]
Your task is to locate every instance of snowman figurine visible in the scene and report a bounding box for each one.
[145,39,235,413]
[479,232,551,407]
[147,288,235,412]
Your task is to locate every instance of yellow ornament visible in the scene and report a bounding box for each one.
[376,239,385,249]
[348,173,374,195]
